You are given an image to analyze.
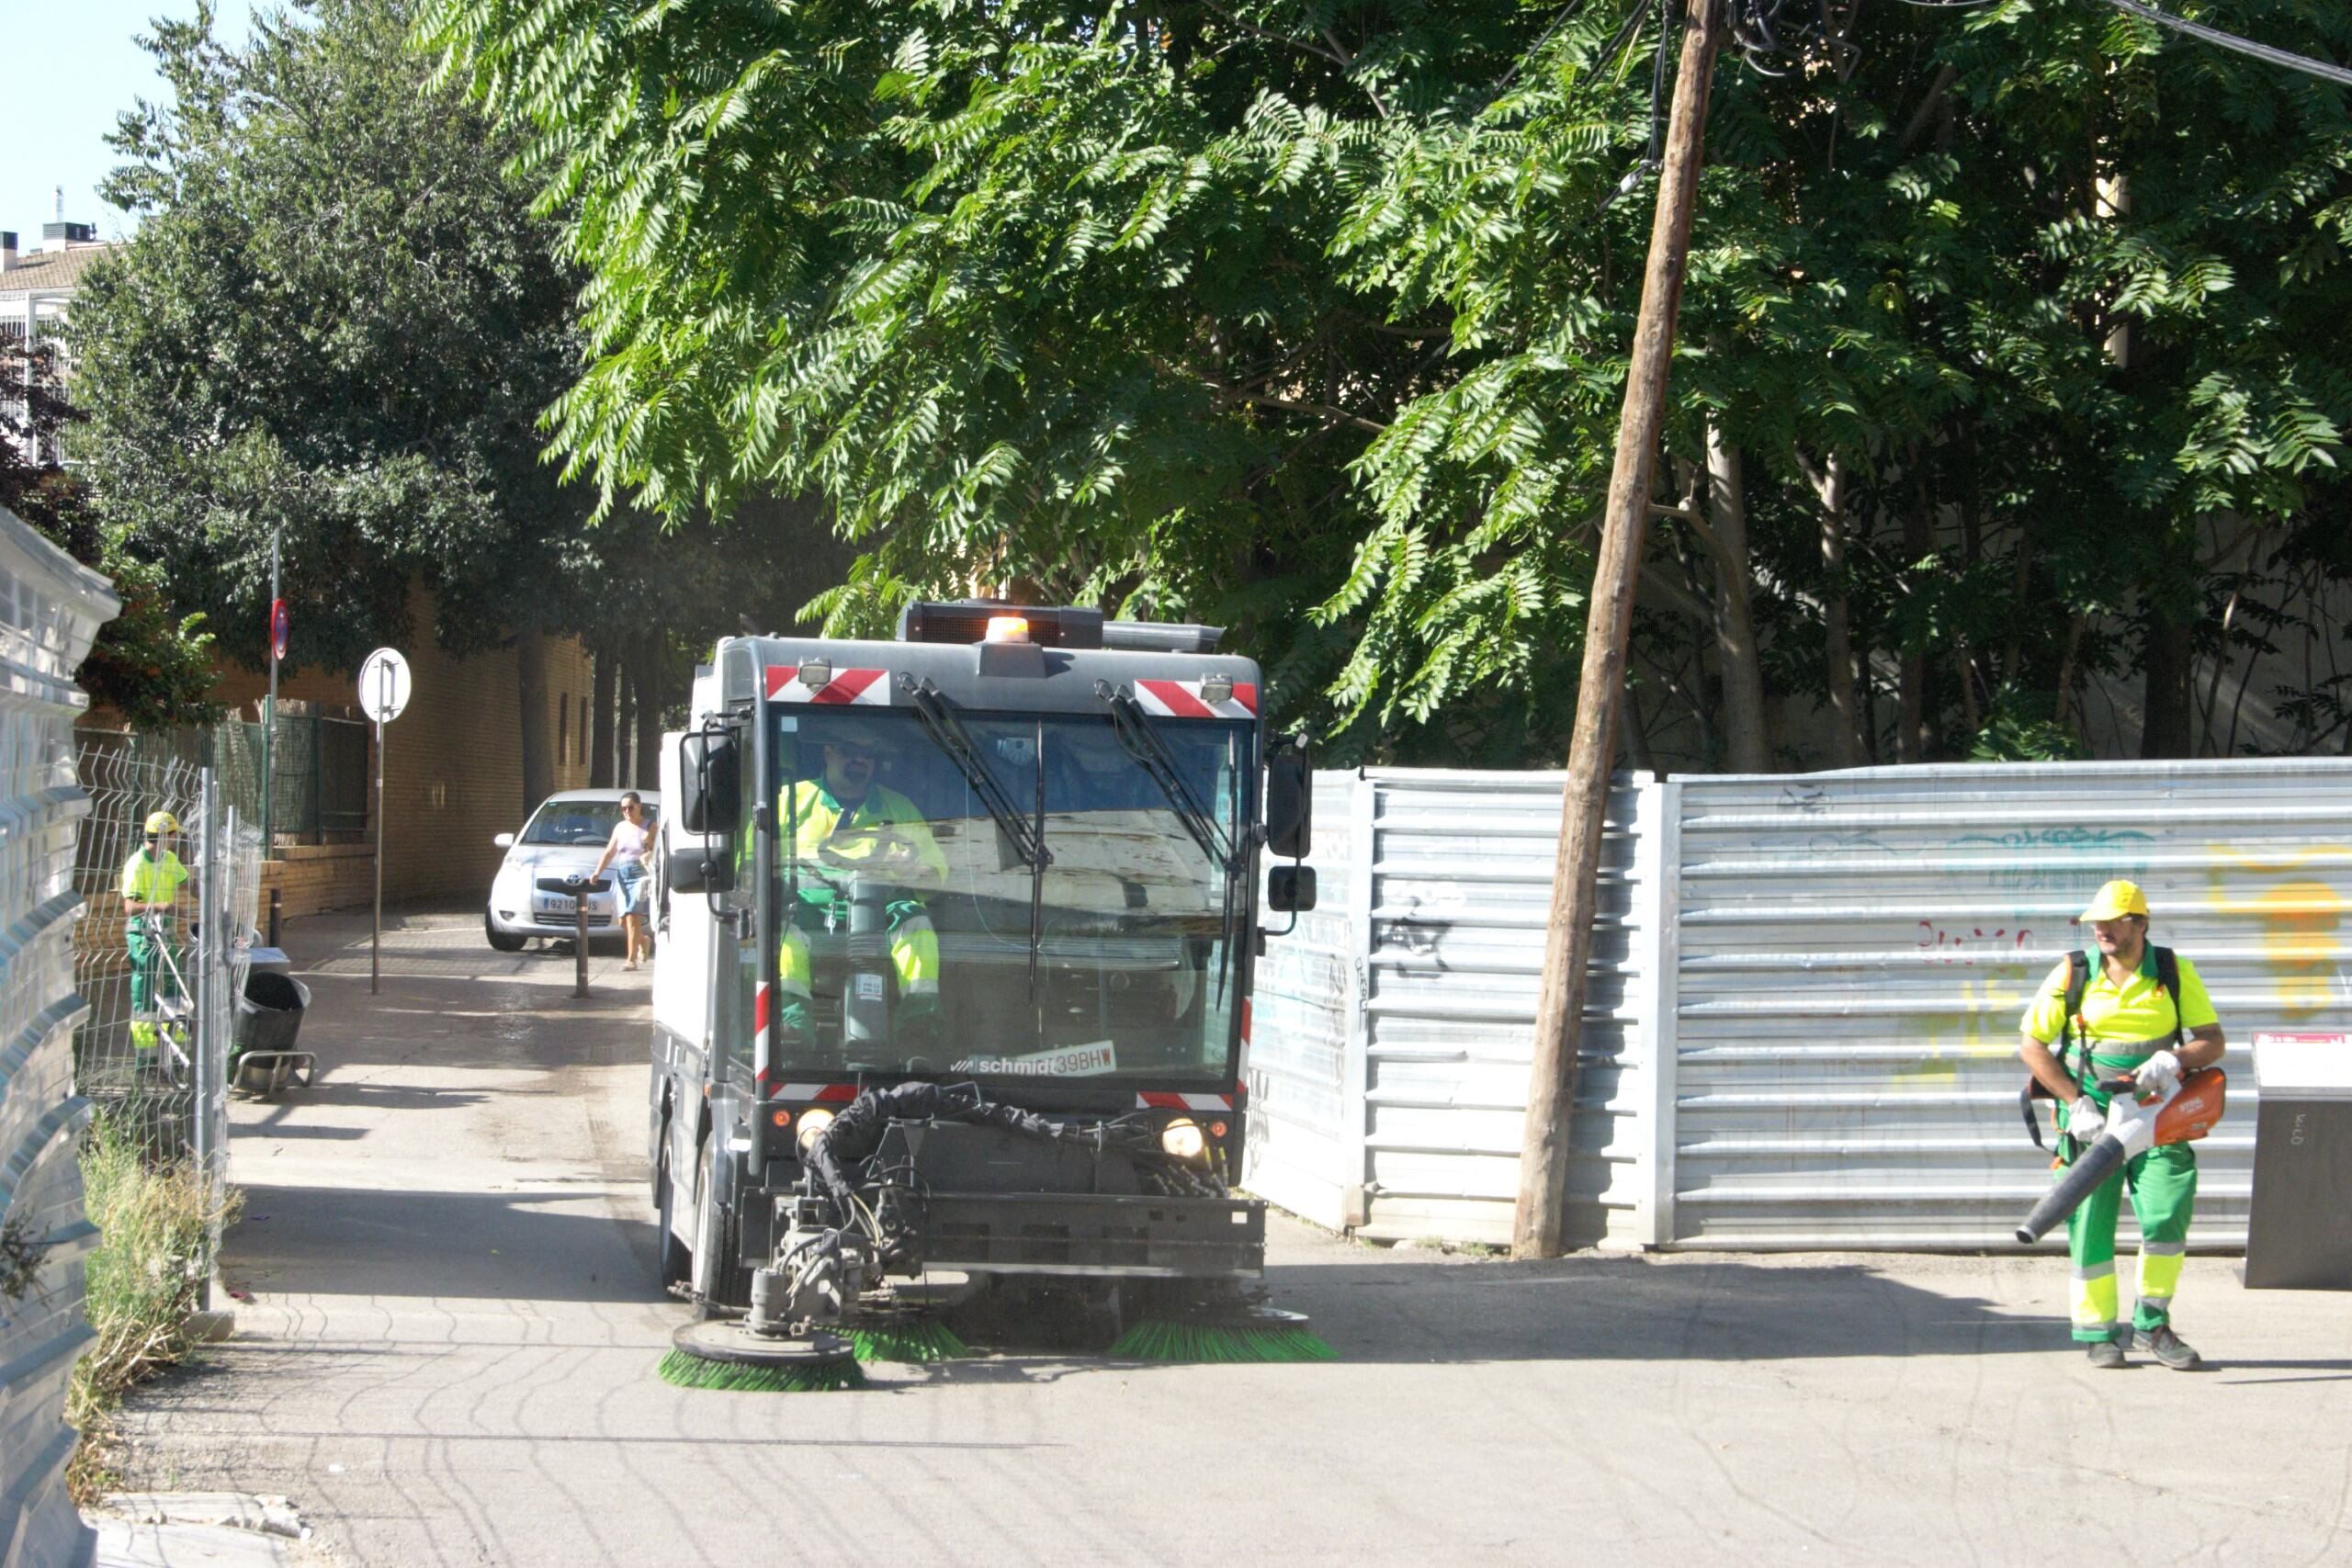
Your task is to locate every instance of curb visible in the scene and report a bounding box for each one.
[85,1494,328,1567]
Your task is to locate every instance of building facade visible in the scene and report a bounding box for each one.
[1,219,110,466]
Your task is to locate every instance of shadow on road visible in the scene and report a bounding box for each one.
[226,1185,667,1305]
[1258,1253,2064,1362]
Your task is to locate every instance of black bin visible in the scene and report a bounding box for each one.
[233,970,311,1057]
[2245,1031,2352,1290]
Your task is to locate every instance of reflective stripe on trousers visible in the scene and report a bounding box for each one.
[2063,1141,2197,1341]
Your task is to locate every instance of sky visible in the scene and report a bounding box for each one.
[4,0,259,244]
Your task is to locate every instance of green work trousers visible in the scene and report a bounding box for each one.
[775,898,940,1037]
[126,921,179,1052]
[2063,1138,2197,1343]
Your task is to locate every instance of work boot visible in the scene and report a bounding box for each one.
[2133,1325,2201,1371]
[2086,1337,2127,1370]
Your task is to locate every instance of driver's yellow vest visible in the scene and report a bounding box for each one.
[781,780,948,910]
[774,781,944,1017]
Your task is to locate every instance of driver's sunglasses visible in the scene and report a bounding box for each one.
[828,742,878,761]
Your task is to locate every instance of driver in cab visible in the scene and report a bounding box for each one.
[775,721,950,1047]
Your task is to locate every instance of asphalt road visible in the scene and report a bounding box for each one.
[116,910,2352,1566]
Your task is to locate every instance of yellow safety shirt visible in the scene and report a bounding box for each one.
[120,848,189,910]
[2020,950,2218,1049]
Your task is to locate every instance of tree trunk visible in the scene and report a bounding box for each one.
[2140,604,2197,759]
[616,659,636,789]
[1805,451,1862,766]
[632,631,665,791]
[1898,492,1932,762]
[2052,613,2087,739]
[516,626,553,818]
[589,645,616,789]
[1702,422,1771,772]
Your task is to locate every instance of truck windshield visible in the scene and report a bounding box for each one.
[767,706,1250,1089]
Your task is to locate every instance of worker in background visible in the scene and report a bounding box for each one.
[122,810,190,1063]
[775,721,948,1048]
[2018,880,2226,1370]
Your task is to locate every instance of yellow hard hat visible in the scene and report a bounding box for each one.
[143,810,181,836]
[2078,879,2150,922]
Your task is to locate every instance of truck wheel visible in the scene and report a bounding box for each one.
[485,915,526,953]
[654,1145,692,1292]
[690,1131,744,1316]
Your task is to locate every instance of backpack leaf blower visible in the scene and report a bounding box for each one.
[2015,1068,2226,1245]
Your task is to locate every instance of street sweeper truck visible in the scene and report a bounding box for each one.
[647,603,1324,1387]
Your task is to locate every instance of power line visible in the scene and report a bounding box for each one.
[2098,0,2352,90]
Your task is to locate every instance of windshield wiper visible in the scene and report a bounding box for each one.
[904,678,1052,1004]
[1095,682,1245,1005]
[1094,682,1238,874]
[903,678,1050,872]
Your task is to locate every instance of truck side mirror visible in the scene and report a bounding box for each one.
[666,845,735,895]
[678,727,741,834]
[1265,734,1312,860]
[1267,865,1317,913]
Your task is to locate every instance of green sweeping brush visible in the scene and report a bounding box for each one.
[850,1317,971,1363]
[1111,1308,1336,1363]
[658,1347,865,1391]
[660,1321,865,1391]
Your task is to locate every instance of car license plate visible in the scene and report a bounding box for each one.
[536,895,579,917]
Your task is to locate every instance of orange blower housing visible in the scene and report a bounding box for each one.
[2152,1066,2226,1145]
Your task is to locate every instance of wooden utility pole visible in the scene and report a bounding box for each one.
[1515,0,1724,1259]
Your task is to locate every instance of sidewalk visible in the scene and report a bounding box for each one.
[86,1495,330,1568]
[96,907,2352,1566]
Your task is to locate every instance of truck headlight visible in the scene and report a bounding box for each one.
[797,1108,835,1153]
[1159,1117,1205,1161]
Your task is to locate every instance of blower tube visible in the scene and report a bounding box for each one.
[2016,1134,2129,1244]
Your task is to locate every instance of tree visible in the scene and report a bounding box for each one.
[0,337,218,728]
[74,0,605,805]
[428,0,2351,766]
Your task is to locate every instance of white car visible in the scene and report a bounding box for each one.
[484,788,662,952]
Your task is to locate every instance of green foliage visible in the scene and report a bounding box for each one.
[75,0,599,678]
[424,0,2352,763]
[1970,682,2089,762]
[65,1111,242,1503]
[0,340,220,729]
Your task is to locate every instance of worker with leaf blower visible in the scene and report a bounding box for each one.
[2018,880,2226,1371]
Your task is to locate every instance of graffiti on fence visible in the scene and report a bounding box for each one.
[1916,921,2037,964]
[2204,843,2351,1019]
[1946,825,2153,893]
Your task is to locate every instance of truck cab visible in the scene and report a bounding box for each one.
[648,604,1314,1334]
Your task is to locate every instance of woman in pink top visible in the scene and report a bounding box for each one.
[591,792,655,968]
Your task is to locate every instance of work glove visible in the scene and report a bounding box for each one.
[2133,1049,2183,1100]
[2064,1099,2108,1147]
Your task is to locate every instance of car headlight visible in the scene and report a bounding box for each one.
[797,1108,836,1154]
[1159,1117,1206,1161]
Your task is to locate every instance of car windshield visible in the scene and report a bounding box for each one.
[521,799,628,846]
[767,706,1250,1088]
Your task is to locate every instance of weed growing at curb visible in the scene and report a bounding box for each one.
[64,1111,239,1504]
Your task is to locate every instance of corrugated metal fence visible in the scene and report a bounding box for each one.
[1250,760,2352,1252]
[1248,770,1661,1249]
[0,507,115,1568]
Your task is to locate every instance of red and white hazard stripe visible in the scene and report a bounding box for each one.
[1132,678,1259,720]
[1136,1090,1235,1112]
[753,982,771,1065]
[765,665,892,705]
[770,1082,860,1103]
